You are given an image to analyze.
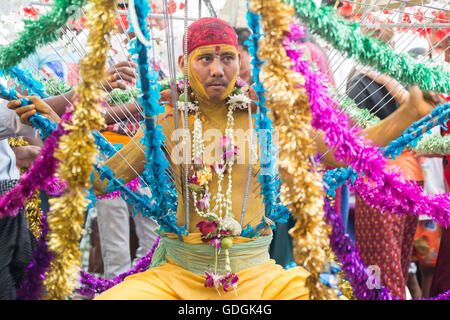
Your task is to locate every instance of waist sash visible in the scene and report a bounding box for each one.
[151,234,273,275]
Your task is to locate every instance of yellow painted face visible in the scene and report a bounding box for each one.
[186,44,239,102]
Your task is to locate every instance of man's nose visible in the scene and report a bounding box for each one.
[210,57,224,77]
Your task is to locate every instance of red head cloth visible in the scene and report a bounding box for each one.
[183,17,238,56]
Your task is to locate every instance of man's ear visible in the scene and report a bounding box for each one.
[178,55,185,73]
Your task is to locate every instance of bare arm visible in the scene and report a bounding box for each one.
[103,102,140,125]
[92,126,146,195]
[43,90,75,116]
[317,86,438,168]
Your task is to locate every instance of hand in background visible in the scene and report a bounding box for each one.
[102,60,138,91]
[7,95,61,125]
[12,145,41,169]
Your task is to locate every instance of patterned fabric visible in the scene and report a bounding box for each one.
[0,179,19,195]
[354,194,419,299]
[183,17,238,56]
[412,220,442,267]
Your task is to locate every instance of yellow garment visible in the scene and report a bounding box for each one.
[101,131,131,146]
[95,233,310,300]
[95,259,309,300]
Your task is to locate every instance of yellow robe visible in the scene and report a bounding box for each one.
[95,233,310,300]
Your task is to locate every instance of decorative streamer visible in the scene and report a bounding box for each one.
[250,0,337,300]
[0,82,57,139]
[76,236,160,297]
[336,95,450,155]
[286,0,450,95]
[44,77,73,96]
[324,197,394,300]
[326,195,450,300]
[285,24,450,228]
[0,0,87,71]
[16,215,54,300]
[44,0,116,300]
[128,0,182,235]
[95,164,182,233]
[7,137,42,238]
[414,134,450,155]
[383,104,450,159]
[241,0,291,238]
[0,115,68,220]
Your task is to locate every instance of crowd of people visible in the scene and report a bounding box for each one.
[0,1,449,301]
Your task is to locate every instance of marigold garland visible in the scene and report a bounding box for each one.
[250,0,336,300]
[43,0,116,300]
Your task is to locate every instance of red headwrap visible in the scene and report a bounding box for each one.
[183,17,238,56]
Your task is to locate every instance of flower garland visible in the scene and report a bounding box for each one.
[285,24,450,228]
[250,0,337,300]
[286,0,450,95]
[0,0,87,71]
[7,66,49,98]
[181,85,251,294]
[128,0,181,235]
[43,0,115,300]
[76,236,160,297]
[44,78,73,96]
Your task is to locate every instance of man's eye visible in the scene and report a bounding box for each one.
[200,56,211,62]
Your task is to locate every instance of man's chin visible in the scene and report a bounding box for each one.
[206,89,227,101]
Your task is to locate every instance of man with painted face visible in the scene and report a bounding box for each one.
[93,17,314,299]
[12,17,438,300]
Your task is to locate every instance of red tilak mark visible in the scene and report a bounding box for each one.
[215,46,221,57]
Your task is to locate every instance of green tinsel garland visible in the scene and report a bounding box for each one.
[0,0,87,71]
[44,78,73,96]
[287,0,450,95]
[336,93,450,155]
[336,94,381,129]
[413,134,450,155]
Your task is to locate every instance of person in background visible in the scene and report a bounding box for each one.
[346,27,428,299]
[428,22,450,297]
[234,27,253,86]
[0,96,41,300]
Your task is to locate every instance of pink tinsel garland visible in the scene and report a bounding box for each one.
[96,176,141,200]
[284,23,450,228]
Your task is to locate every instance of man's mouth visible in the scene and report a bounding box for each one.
[208,83,226,87]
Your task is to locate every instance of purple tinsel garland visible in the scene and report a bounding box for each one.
[16,214,54,300]
[0,112,71,219]
[285,23,450,300]
[325,197,450,300]
[76,236,160,297]
[284,23,450,228]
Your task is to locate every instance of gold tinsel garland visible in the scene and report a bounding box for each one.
[43,0,116,299]
[8,137,42,238]
[250,0,337,299]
